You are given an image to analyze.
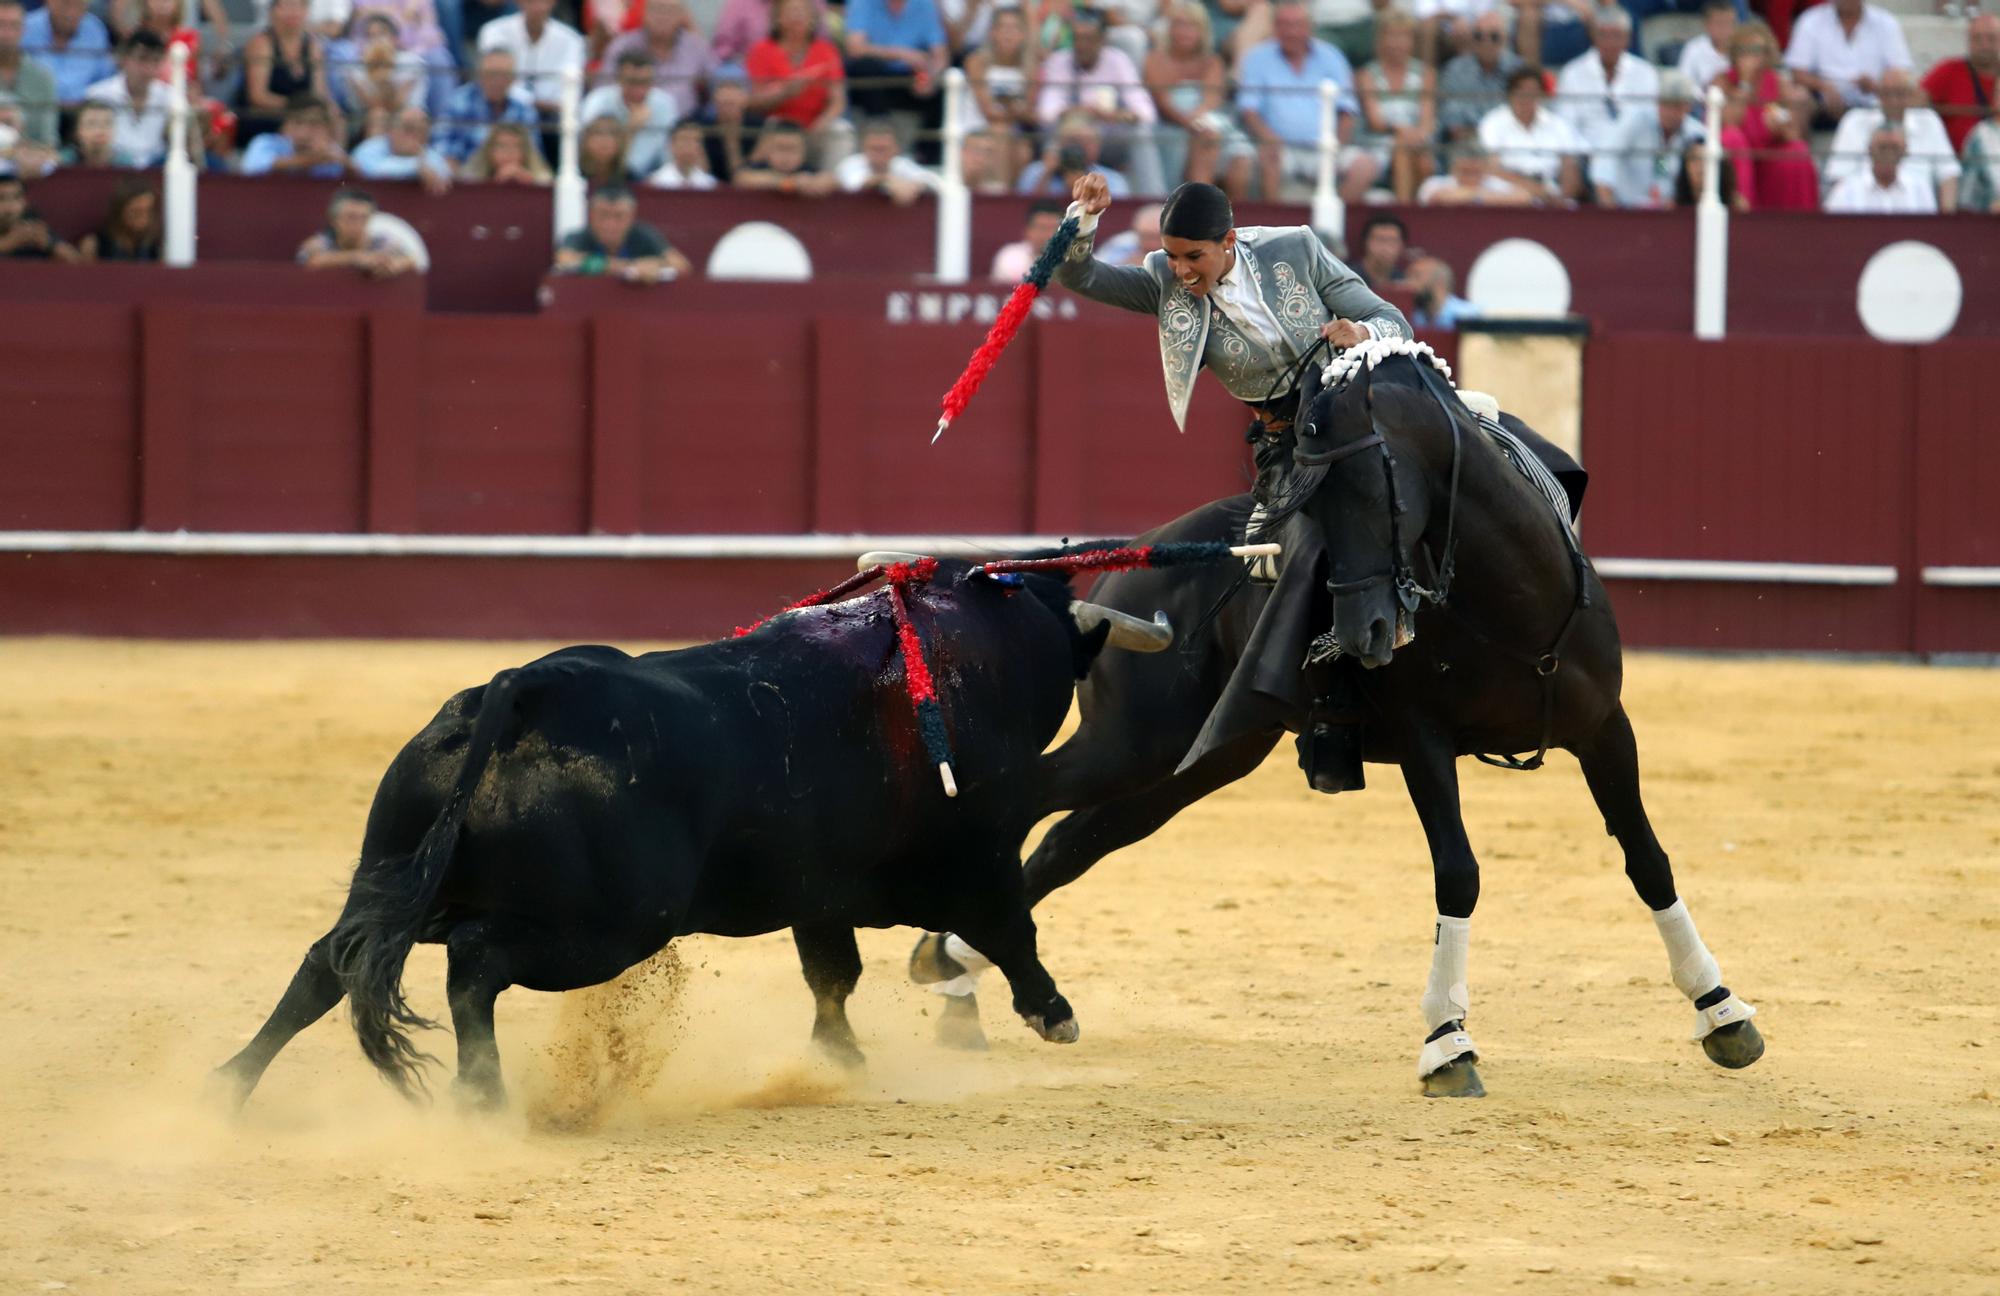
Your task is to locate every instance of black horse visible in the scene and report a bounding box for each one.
[914,349,1765,1097]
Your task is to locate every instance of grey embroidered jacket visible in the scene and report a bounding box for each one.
[1053,211,1411,430]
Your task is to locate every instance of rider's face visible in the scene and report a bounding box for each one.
[1162,230,1235,298]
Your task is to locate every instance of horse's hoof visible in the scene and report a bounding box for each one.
[908,932,965,986]
[1024,1014,1080,1044]
[935,993,988,1051]
[205,1064,255,1115]
[1421,1058,1486,1098]
[1702,1020,1765,1070]
[451,1075,507,1114]
[813,1030,867,1071]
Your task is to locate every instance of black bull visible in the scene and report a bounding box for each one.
[215,564,1163,1110]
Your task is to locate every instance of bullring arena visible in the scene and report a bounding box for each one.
[8,44,2000,1287]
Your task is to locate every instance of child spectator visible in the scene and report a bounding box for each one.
[1783,0,1911,121]
[1922,15,1998,154]
[84,29,170,168]
[1355,11,1437,202]
[461,119,552,181]
[1477,66,1585,202]
[75,176,161,260]
[242,93,349,175]
[60,99,121,165]
[733,116,839,192]
[21,0,113,108]
[555,181,693,280]
[644,118,717,186]
[578,49,680,176]
[601,0,713,122]
[834,118,938,201]
[989,197,1062,280]
[297,188,418,275]
[746,0,850,165]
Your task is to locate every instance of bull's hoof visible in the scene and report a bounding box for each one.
[1701,1020,1765,1070]
[1023,1014,1080,1044]
[935,993,988,1051]
[908,932,965,986]
[1421,1058,1486,1098]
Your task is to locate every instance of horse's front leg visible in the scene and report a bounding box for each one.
[1576,704,1764,1069]
[1397,725,1486,1098]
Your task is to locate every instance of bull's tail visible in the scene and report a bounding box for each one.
[328,667,536,1098]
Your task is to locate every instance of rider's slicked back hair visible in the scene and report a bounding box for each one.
[1160,181,1232,242]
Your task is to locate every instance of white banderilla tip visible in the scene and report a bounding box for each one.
[932,417,950,444]
[938,762,958,797]
[1230,543,1282,558]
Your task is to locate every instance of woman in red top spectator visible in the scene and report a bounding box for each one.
[1717,21,1817,211]
[745,0,848,143]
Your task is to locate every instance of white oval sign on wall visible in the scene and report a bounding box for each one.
[1855,240,1961,343]
[1465,238,1572,318]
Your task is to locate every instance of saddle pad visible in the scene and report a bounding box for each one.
[1475,412,1576,541]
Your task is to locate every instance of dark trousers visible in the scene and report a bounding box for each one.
[844,56,945,164]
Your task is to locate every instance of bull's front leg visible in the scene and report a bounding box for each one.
[951,909,1078,1045]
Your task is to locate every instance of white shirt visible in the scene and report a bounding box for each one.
[84,74,171,166]
[1589,110,1704,208]
[1416,171,1525,203]
[1825,168,1938,213]
[1676,33,1728,94]
[1477,103,1586,184]
[1412,0,1497,22]
[833,152,941,192]
[646,158,717,188]
[1554,49,1661,150]
[1821,106,1960,195]
[477,13,587,107]
[1783,3,1911,107]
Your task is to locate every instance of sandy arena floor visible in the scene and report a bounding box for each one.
[1,638,1997,1294]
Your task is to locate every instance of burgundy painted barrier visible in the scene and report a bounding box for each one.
[18,168,2000,336]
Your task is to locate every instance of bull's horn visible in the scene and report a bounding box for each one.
[1070,601,1173,653]
[857,550,925,571]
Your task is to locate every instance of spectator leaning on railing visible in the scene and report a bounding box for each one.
[298,188,419,275]
[75,176,161,261]
[461,118,552,180]
[1589,67,1704,207]
[22,0,112,108]
[352,103,454,190]
[433,47,542,166]
[0,0,59,149]
[990,197,1063,280]
[1824,125,1935,212]
[0,171,76,259]
[1782,0,1911,122]
[1237,0,1376,202]
[735,116,839,191]
[1437,9,1521,146]
[834,117,939,202]
[1418,140,1537,203]
[1821,67,1958,212]
[84,29,170,168]
[1554,6,1659,152]
[1921,13,1998,154]
[555,181,693,279]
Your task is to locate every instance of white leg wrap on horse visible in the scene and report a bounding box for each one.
[1417,1024,1479,1079]
[1420,915,1472,1033]
[1651,899,1722,1001]
[925,934,992,997]
[1689,992,1757,1041]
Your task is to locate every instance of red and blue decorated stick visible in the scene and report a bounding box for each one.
[932,215,1082,444]
[976,540,1283,580]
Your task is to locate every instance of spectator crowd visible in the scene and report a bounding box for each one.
[2,0,1995,268]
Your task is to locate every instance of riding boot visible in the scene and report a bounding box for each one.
[1295,663,1366,793]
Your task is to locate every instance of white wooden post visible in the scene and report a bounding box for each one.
[1312,79,1345,244]
[1693,84,1728,340]
[935,68,971,283]
[552,66,587,248]
[163,42,196,267]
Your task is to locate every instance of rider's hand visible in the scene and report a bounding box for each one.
[1071,171,1113,216]
[1321,318,1369,349]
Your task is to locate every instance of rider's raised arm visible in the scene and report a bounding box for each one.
[1050,203,1164,317]
[1302,229,1411,342]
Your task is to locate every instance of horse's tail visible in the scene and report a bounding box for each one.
[329,666,536,1097]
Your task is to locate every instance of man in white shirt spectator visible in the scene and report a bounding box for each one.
[1554,6,1658,151]
[1675,0,1735,93]
[834,118,940,202]
[83,29,169,167]
[1784,0,1911,121]
[578,50,679,177]
[478,0,586,115]
[990,198,1062,281]
[1478,66,1586,201]
[1820,66,1958,211]
[1035,9,1162,194]
[1825,126,1936,212]
[1590,68,1704,207]
[1417,139,1536,203]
